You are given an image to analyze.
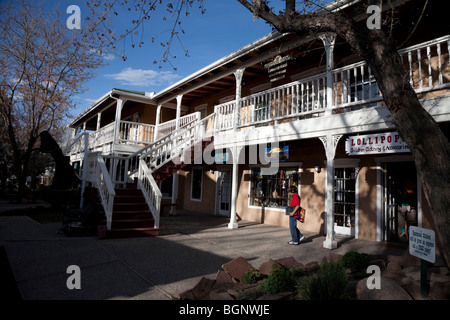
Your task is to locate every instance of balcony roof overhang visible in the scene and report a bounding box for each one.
[68,88,157,129]
[150,0,426,107]
[150,0,369,107]
[151,31,317,106]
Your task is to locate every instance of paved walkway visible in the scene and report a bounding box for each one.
[0,207,411,301]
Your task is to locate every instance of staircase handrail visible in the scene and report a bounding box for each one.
[109,112,201,185]
[138,159,162,229]
[155,112,201,140]
[127,112,202,161]
[141,112,216,172]
[86,152,116,230]
[62,132,88,155]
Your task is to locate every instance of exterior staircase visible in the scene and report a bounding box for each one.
[86,138,214,239]
[87,183,159,239]
[80,112,216,239]
[152,138,213,185]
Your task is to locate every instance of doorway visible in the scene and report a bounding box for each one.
[217,170,231,217]
[382,161,418,243]
[334,167,357,237]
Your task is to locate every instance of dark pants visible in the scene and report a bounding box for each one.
[289,215,303,242]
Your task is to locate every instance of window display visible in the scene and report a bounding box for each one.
[250,166,300,208]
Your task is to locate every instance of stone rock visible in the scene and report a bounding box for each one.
[275,256,304,270]
[210,290,235,300]
[386,261,402,272]
[178,277,215,300]
[370,259,387,270]
[401,276,413,286]
[403,253,421,267]
[329,253,343,263]
[403,269,421,282]
[213,270,235,291]
[215,270,234,285]
[227,289,240,298]
[346,266,359,274]
[386,254,404,264]
[304,261,320,273]
[430,272,450,283]
[356,276,412,300]
[259,259,283,276]
[256,291,295,300]
[222,256,253,282]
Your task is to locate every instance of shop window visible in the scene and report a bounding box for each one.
[250,167,300,209]
[191,168,203,201]
[334,168,356,228]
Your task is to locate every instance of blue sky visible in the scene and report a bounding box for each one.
[61,1,275,121]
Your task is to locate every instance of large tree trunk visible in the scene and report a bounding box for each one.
[364,33,450,266]
[238,0,450,265]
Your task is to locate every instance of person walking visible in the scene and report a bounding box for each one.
[287,186,305,245]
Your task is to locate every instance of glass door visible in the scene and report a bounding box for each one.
[218,171,231,216]
[334,168,356,236]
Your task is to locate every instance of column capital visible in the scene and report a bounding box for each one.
[318,32,337,47]
[233,68,245,82]
[319,134,343,160]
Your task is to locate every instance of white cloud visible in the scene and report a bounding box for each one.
[105,67,182,88]
[102,53,116,62]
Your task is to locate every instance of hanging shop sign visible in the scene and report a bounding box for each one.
[264,55,293,83]
[345,132,410,155]
[265,146,289,161]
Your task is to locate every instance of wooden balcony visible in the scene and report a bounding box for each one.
[66,121,156,161]
[214,35,450,136]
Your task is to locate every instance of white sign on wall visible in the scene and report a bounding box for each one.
[409,226,436,263]
[345,132,410,155]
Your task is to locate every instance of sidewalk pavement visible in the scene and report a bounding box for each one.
[0,209,409,300]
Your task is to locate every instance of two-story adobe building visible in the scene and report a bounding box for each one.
[65,0,449,252]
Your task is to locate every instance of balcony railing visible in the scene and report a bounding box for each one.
[66,121,156,158]
[67,35,449,159]
[117,121,155,146]
[215,35,450,131]
[156,112,201,140]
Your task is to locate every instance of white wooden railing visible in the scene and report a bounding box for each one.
[137,113,215,226]
[85,152,116,230]
[65,121,155,159]
[138,159,162,229]
[215,35,450,131]
[156,112,201,139]
[108,112,203,187]
[141,112,216,172]
[398,35,450,92]
[215,73,328,130]
[90,122,115,149]
[118,121,155,145]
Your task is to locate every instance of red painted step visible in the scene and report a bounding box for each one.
[86,186,159,239]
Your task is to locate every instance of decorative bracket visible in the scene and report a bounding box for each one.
[319,134,343,160]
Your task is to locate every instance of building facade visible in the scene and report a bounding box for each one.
[66,0,450,250]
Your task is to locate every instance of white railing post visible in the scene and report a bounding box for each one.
[234,68,245,132]
[79,132,89,209]
[319,32,336,116]
[154,104,162,141]
[112,98,125,146]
